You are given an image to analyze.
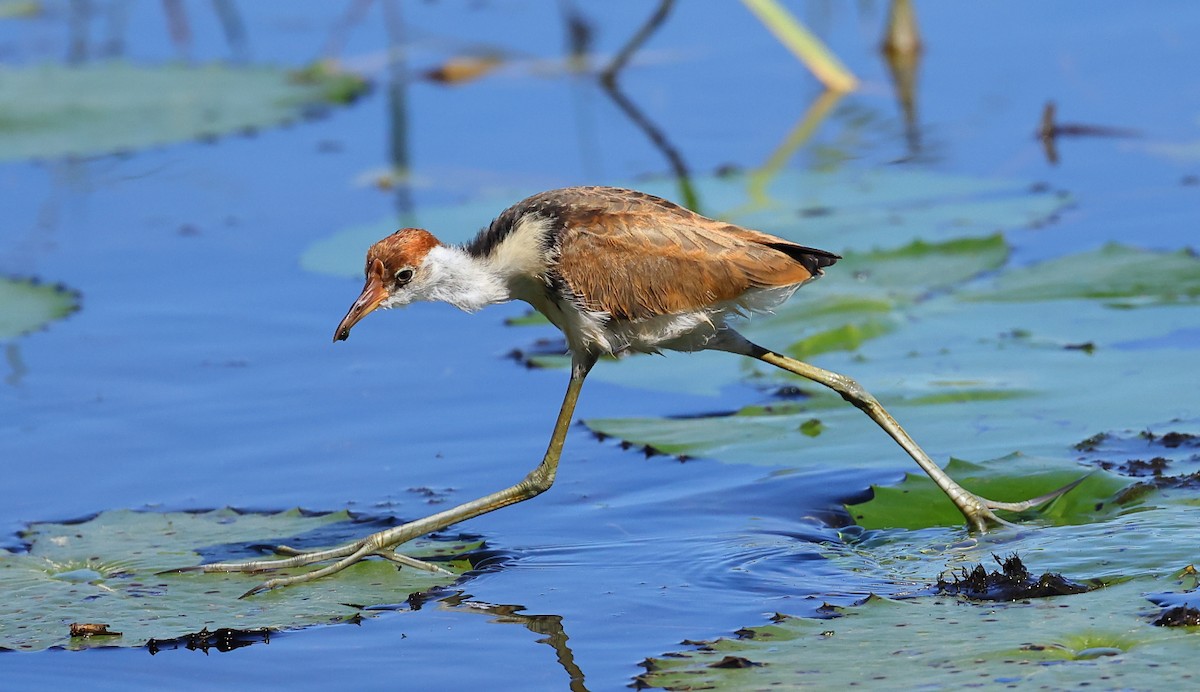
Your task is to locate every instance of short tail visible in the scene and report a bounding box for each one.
[767,242,841,277]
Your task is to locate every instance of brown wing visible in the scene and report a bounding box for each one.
[553,188,839,320]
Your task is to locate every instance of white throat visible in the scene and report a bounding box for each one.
[420,245,510,312]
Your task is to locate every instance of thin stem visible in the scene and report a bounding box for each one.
[740,0,858,92]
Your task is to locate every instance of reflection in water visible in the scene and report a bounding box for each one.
[93,0,135,59]
[599,83,698,213]
[322,0,376,58]
[597,0,698,212]
[5,343,27,387]
[212,0,250,63]
[560,0,595,71]
[318,0,415,220]
[599,0,675,85]
[880,0,923,160]
[725,89,845,218]
[67,0,249,63]
[560,1,603,181]
[381,0,415,221]
[1037,101,1139,166]
[435,592,589,692]
[67,0,89,63]
[161,0,193,60]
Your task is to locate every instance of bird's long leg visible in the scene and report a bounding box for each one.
[171,354,597,597]
[744,342,1083,531]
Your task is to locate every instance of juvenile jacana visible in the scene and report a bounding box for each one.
[195,186,1076,596]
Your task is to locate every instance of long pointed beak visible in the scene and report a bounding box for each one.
[334,261,389,342]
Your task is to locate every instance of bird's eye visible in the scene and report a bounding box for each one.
[395,268,414,284]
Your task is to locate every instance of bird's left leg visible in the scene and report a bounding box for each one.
[166,353,596,597]
[735,340,1083,531]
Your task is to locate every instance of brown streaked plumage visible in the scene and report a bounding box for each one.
[188,186,1082,596]
[553,189,833,320]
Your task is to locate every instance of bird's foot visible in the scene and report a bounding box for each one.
[160,532,453,598]
[956,475,1089,532]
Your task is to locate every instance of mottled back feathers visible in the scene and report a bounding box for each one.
[469,186,840,321]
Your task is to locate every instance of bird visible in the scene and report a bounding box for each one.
[192,186,1078,596]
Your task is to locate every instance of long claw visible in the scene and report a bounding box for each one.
[955,474,1090,532]
[982,474,1090,513]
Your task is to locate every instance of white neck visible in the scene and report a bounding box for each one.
[421,245,510,312]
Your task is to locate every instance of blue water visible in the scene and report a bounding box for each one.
[2,2,1198,689]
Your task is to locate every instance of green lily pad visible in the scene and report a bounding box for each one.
[636,579,1200,690]
[845,455,1132,530]
[585,387,1041,470]
[830,235,1012,297]
[0,276,80,340]
[784,318,895,360]
[0,508,474,651]
[971,243,1200,304]
[0,62,368,162]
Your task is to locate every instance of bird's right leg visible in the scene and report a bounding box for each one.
[166,353,597,597]
[728,339,1083,532]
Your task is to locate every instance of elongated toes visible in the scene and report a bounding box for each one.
[958,475,1088,531]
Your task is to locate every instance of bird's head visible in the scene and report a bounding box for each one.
[334,228,443,342]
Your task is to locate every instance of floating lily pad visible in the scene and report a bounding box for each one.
[0,276,80,340]
[845,455,1131,530]
[0,508,474,651]
[0,62,368,161]
[636,578,1200,690]
[971,243,1200,304]
[639,499,1200,687]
